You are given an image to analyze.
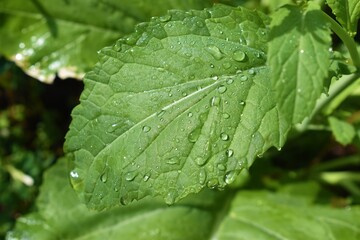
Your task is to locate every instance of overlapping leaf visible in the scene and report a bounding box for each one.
[64,4,290,209]
[0,0,218,83]
[8,162,360,239]
[326,0,360,37]
[268,2,332,124]
[6,159,222,240]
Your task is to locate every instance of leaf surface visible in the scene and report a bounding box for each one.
[0,0,217,83]
[64,4,289,209]
[268,2,332,124]
[6,159,222,240]
[214,190,360,240]
[329,116,356,145]
[8,163,360,240]
[326,0,360,37]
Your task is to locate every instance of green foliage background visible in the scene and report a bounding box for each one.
[1,0,360,239]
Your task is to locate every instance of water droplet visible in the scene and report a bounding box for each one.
[220,132,229,141]
[195,157,207,166]
[100,171,108,183]
[120,195,130,205]
[226,149,234,157]
[15,53,24,61]
[165,191,176,205]
[206,45,223,60]
[300,49,304,54]
[157,110,165,117]
[210,64,215,68]
[277,147,282,151]
[222,62,231,69]
[187,112,193,117]
[217,163,226,171]
[248,69,255,75]
[207,178,218,189]
[142,125,151,132]
[70,170,79,179]
[217,85,227,94]
[199,169,207,184]
[225,171,238,184]
[159,14,171,22]
[210,96,221,106]
[188,128,201,143]
[222,113,230,119]
[212,75,219,81]
[239,101,246,106]
[166,157,180,165]
[143,174,151,182]
[125,171,138,181]
[240,75,248,81]
[107,123,119,133]
[233,50,246,62]
[226,78,234,84]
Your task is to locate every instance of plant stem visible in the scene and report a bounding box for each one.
[321,11,360,69]
[297,73,360,132]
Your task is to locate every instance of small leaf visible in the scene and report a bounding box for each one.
[329,116,356,145]
[268,2,332,124]
[65,4,289,209]
[326,0,360,37]
[0,0,217,83]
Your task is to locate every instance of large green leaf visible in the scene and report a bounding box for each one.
[8,161,360,239]
[326,0,360,37]
[214,190,360,240]
[6,159,223,240]
[64,4,290,209]
[268,2,332,124]
[0,0,217,83]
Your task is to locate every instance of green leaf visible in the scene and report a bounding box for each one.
[6,158,222,240]
[9,165,360,240]
[326,0,360,37]
[268,2,332,124]
[214,190,360,240]
[329,116,356,145]
[64,4,289,209]
[0,0,217,83]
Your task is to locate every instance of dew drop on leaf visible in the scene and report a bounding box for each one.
[125,171,138,181]
[187,112,193,117]
[143,174,151,182]
[120,195,130,206]
[210,64,215,68]
[159,14,171,22]
[226,78,234,84]
[225,171,238,184]
[220,132,229,141]
[239,100,246,106]
[165,191,176,205]
[217,85,227,94]
[142,125,151,133]
[188,128,201,143]
[226,149,234,157]
[199,169,207,184]
[207,178,218,189]
[206,45,223,60]
[222,62,231,69]
[248,68,255,75]
[232,50,246,62]
[222,113,230,119]
[100,171,108,183]
[166,157,180,165]
[217,163,226,171]
[195,157,207,166]
[240,75,248,81]
[210,96,221,106]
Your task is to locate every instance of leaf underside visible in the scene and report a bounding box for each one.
[64,4,289,209]
[0,0,217,83]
